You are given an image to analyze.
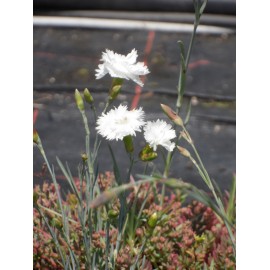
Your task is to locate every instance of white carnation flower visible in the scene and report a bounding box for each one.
[96,104,145,141]
[95,49,150,87]
[143,120,176,152]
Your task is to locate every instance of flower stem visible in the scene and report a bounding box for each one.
[80,110,94,175]
[163,6,201,181]
[183,126,236,254]
[103,99,111,114]
[105,220,110,270]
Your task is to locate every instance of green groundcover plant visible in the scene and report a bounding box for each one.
[33,1,235,269]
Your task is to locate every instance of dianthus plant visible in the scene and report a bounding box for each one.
[33,0,235,269]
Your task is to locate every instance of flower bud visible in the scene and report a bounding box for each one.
[139,144,158,162]
[33,129,39,144]
[108,209,119,219]
[123,135,134,153]
[160,104,183,127]
[74,89,84,111]
[109,78,124,100]
[81,153,88,162]
[177,146,191,158]
[83,88,94,104]
[147,212,158,228]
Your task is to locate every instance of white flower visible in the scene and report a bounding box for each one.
[95,49,150,87]
[143,120,176,152]
[96,104,145,141]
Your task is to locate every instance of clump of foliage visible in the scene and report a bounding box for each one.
[34,173,235,270]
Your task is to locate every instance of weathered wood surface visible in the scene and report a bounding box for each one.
[34,27,235,192]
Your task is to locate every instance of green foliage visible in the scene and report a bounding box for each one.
[34,179,235,270]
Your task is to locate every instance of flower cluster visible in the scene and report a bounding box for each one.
[95,49,177,152]
[96,104,176,152]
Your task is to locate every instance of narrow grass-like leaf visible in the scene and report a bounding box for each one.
[56,157,81,203]
[93,163,100,191]
[187,187,234,228]
[108,144,122,185]
[134,187,151,230]
[141,256,146,270]
[184,98,192,125]
[227,174,236,223]
[38,205,78,225]
[211,177,224,205]
[60,230,80,269]
[127,184,142,238]
[162,177,234,228]
[200,0,208,16]
[176,40,187,109]
[209,259,215,270]
[105,220,110,270]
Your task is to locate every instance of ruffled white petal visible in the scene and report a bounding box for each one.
[95,49,150,86]
[96,105,145,141]
[143,120,176,152]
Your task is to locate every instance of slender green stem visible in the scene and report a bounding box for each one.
[161,151,172,205]
[162,133,183,180]
[80,109,98,265]
[176,22,198,115]
[183,126,236,253]
[163,151,172,178]
[105,220,110,270]
[103,99,111,114]
[91,104,98,122]
[143,163,149,175]
[38,144,65,219]
[185,22,198,70]
[164,6,201,180]
[80,110,94,176]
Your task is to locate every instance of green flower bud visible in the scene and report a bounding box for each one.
[147,212,158,228]
[108,209,119,219]
[81,153,88,162]
[160,103,183,127]
[74,89,84,111]
[83,88,94,104]
[139,144,158,162]
[109,78,124,100]
[33,129,39,144]
[123,135,134,153]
